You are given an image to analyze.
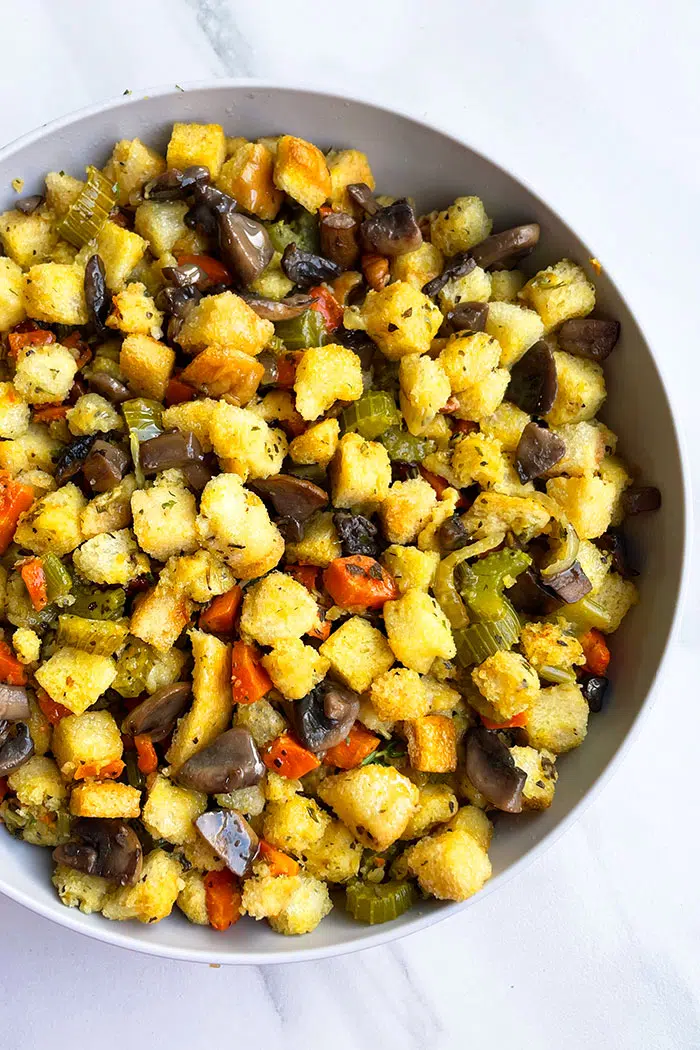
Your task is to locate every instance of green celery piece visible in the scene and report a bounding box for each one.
[42,553,73,605]
[57,166,116,247]
[56,614,129,656]
[538,664,577,685]
[113,637,155,698]
[453,600,521,667]
[345,879,416,924]
[341,391,401,440]
[121,398,162,441]
[458,549,532,621]
[267,210,319,254]
[70,580,126,621]
[275,309,327,350]
[380,426,435,463]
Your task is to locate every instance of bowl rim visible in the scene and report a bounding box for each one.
[0,77,692,966]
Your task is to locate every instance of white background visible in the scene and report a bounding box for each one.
[0,2,698,1047]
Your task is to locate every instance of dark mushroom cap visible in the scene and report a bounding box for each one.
[347,182,380,216]
[444,302,489,335]
[139,430,204,476]
[87,373,131,405]
[195,809,259,877]
[243,293,314,322]
[54,434,98,485]
[333,510,379,558]
[596,529,637,579]
[250,474,328,541]
[543,561,592,604]
[280,242,342,290]
[83,440,130,493]
[622,486,661,515]
[506,567,561,616]
[422,252,476,299]
[465,727,526,813]
[192,181,237,215]
[176,728,264,794]
[292,681,360,752]
[53,818,143,885]
[360,199,422,257]
[218,212,273,287]
[161,262,211,291]
[470,223,540,270]
[507,341,558,416]
[122,682,192,743]
[558,318,620,361]
[580,673,609,713]
[438,514,470,551]
[320,211,360,270]
[16,194,44,215]
[0,685,30,722]
[515,422,566,483]
[0,721,34,777]
[84,254,110,336]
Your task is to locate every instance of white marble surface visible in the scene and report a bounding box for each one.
[0,1,699,1047]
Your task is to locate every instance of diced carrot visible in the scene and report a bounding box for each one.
[199,585,242,635]
[204,869,242,931]
[308,284,344,331]
[318,205,334,220]
[62,331,92,368]
[307,615,331,642]
[258,840,300,877]
[0,642,27,686]
[177,253,232,286]
[0,472,35,554]
[481,711,528,731]
[7,328,55,359]
[73,759,125,781]
[20,557,48,612]
[580,629,611,676]
[323,723,380,769]
[231,641,272,705]
[419,467,466,508]
[275,351,303,389]
[453,419,479,435]
[165,376,196,406]
[286,564,319,592]
[134,734,159,775]
[36,687,71,725]
[33,405,69,422]
[323,555,399,609]
[263,733,320,778]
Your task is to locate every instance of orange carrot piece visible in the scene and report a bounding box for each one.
[7,328,55,359]
[323,723,380,769]
[309,284,344,331]
[73,759,125,781]
[199,585,242,635]
[286,564,319,592]
[323,555,399,609]
[204,869,242,931]
[32,405,70,422]
[231,641,272,705]
[134,734,158,775]
[20,557,48,612]
[0,472,35,555]
[580,629,611,676]
[177,253,232,286]
[0,642,27,686]
[36,687,71,725]
[275,351,303,389]
[263,733,320,778]
[258,840,300,877]
[165,376,196,406]
[307,615,332,642]
[481,711,528,731]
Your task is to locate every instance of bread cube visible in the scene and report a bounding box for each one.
[216,783,266,817]
[398,353,451,436]
[379,478,437,546]
[235,699,287,749]
[102,849,182,923]
[438,331,500,393]
[546,474,615,539]
[330,432,391,511]
[599,454,634,526]
[66,394,122,437]
[24,263,87,325]
[462,491,551,542]
[53,866,110,915]
[263,794,330,855]
[36,647,116,716]
[166,630,232,771]
[161,398,217,452]
[273,135,331,213]
[7,755,67,807]
[70,780,140,819]
[134,200,190,257]
[73,528,150,585]
[44,171,84,217]
[564,571,637,634]
[80,474,136,539]
[289,417,339,466]
[438,265,492,312]
[451,432,505,489]
[453,368,510,421]
[196,473,283,579]
[96,220,147,290]
[445,804,493,850]
[318,764,419,850]
[416,487,460,551]
[0,209,56,268]
[240,571,318,646]
[544,351,606,426]
[485,300,545,367]
[244,872,332,935]
[13,342,77,405]
[119,333,174,400]
[471,650,540,721]
[216,142,283,220]
[381,544,439,594]
[369,667,431,720]
[262,637,330,700]
[129,574,192,653]
[400,783,458,839]
[384,589,455,673]
[178,835,225,873]
[0,424,59,477]
[326,148,374,212]
[320,615,394,693]
[14,483,85,555]
[519,621,584,671]
[210,402,287,481]
[107,282,163,339]
[405,714,457,772]
[131,483,198,561]
[0,381,29,439]
[177,291,273,357]
[166,122,226,178]
[52,710,123,779]
[302,820,362,882]
[249,251,294,299]
[284,510,341,568]
[510,745,558,810]
[405,826,491,901]
[12,626,41,665]
[179,345,264,403]
[294,343,363,421]
[429,196,492,255]
[177,869,209,925]
[519,259,595,332]
[142,773,207,845]
[390,242,443,289]
[344,281,442,359]
[165,550,231,607]
[545,420,611,477]
[574,539,612,592]
[489,269,526,302]
[103,138,166,206]
[0,257,26,330]
[525,682,589,753]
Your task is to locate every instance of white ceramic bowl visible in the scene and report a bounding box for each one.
[0,82,689,964]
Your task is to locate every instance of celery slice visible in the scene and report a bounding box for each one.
[434,534,506,629]
[340,391,401,440]
[42,553,72,606]
[275,309,327,349]
[379,426,435,463]
[345,879,417,924]
[538,664,577,685]
[453,600,521,667]
[57,166,116,247]
[70,579,126,621]
[113,637,155,698]
[56,614,129,656]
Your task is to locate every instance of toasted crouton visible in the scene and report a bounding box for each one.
[0,256,27,329]
[405,826,491,901]
[24,263,87,325]
[73,528,150,586]
[70,780,141,819]
[216,142,283,220]
[318,764,419,850]
[166,629,232,771]
[176,291,273,357]
[120,333,174,400]
[273,135,331,213]
[319,616,394,693]
[179,346,264,402]
[404,715,458,773]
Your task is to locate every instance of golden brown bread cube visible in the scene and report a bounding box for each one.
[383,589,456,674]
[120,334,174,401]
[166,122,227,178]
[0,256,27,330]
[273,135,331,213]
[52,710,123,779]
[176,291,273,357]
[35,647,117,716]
[179,345,264,403]
[24,263,87,325]
[216,142,283,219]
[405,826,491,901]
[404,714,458,773]
[101,849,183,923]
[319,616,395,694]
[318,764,419,851]
[70,781,141,819]
[103,138,166,206]
[166,629,232,771]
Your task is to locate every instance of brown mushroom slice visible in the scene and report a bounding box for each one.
[515,422,566,483]
[161,262,211,290]
[243,293,314,322]
[0,685,30,722]
[139,430,204,476]
[320,211,360,270]
[558,318,620,361]
[122,682,192,743]
[507,341,558,416]
[87,373,132,405]
[622,486,661,515]
[218,212,273,286]
[470,223,540,270]
[195,809,259,877]
[250,474,328,541]
[280,243,342,290]
[16,194,44,215]
[444,302,489,334]
[543,561,592,603]
[292,681,360,752]
[422,252,476,299]
[0,722,34,776]
[465,727,526,813]
[83,440,130,493]
[360,199,422,257]
[176,728,264,794]
[596,529,637,579]
[53,819,143,886]
[347,182,380,216]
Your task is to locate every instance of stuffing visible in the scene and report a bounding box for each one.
[370,667,432,721]
[166,122,227,178]
[356,694,394,739]
[445,805,493,851]
[546,474,616,539]
[485,301,545,368]
[143,647,189,696]
[344,281,442,359]
[142,773,207,845]
[438,331,501,393]
[133,200,191,258]
[177,870,209,925]
[169,549,235,604]
[319,615,395,693]
[249,252,294,300]
[510,745,558,810]
[461,491,551,542]
[166,629,232,771]
[0,208,57,268]
[379,477,437,545]
[390,241,443,289]
[7,755,67,808]
[70,780,141,819]
[0,382,30,439]
[14,483,86,556]
[400,783,458,840]
[471,650,540,721]
[178,835,225,873]
[179,345,265,403]
[103,138,166,207]
[216,784,266,817]
[120,333,174,400]
[240,571,318,646]
[262,638,330,700]
[599,455,634,526]
[544,351,606,426]
[250,389,302,432]
[489,269,526,302]
[262,795,330,854]
[53,866,110,915]
[422,675,462,714]
[438,265,492,312]
[525,682,589,753]
[234,699,287,748]
[302,820,362,882]
[216,142,283,220]
[544,420,612,477]
[326,148,375,212]
[318,764,419,850]
[35,647,117,716]
[106,281,163,338]
[12,626,41,665]
[243,872,332,935]
[66,393,123,436]
[161,398,218,452]
[289,417,339,466]
[577,539,613,592]
[285,510,341,567]
[95,220,147,290]
[383,589,456,673]
[416,487,460,551]
[564,571,638,634]
[330,432,392,511]
[131,482,198,561]
[519,621,585,671]
[398,353,451,435]
[0,256,27,330]
[405,826,491,901]
[209,401,287,480]
[24,263,87,325]
[129,573,193,653]
[73,528,150,585]
[101,849,183,923]
[519,258,595,332]
[404,714,458,773]
[176,291,273,357]
[294,343,363,421]
[13,343,77,405]
[51,710,123,780]
[429,196,492,256]
[451,431,505,489]
[273,135,331,213]
[196,473,284,579]
[80,474,136,540]
[381,544,439,594]
[452,368,510,422]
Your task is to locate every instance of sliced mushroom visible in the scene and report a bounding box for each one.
[444,302,489,334]
[320,211,360,269]
[543,561,592,603]
[195,809,259,877]
[257,350,279,386]
[84,254,109,336]
[143,165,210,201]
[184,201,220,237]
[218,212,273,286]
[333,510,379,558]
[87,373,132,405]
[176,728,264,794]
[53,818,143,885]
[465,727,526,813]
[596,528,637,579]
[347,182,380,216]
[622,486,661,515]
[250,474,328,542]
[16,194,44,215]
[507,341,558,416]
[515,422,566,483]
[506,567,560,615]
[139,430,204,475]
[0,720,10,749]
[54,434,97,485]
[161,262,211,290]
[558,318,620,361]
[470,223,540,270]
[422,252,476,299]
[122,682,192,743]
[192,181,237,215]
[579,673,608,713]
[242,293,314,322]
[292,681,360,752]
[0,685,30,722]
[438,514,470,551]
[82,440,129,493]
[360,199,422,257]
[180,458,213,492]
[156,282,202,319]
[281,242,342,290]
[0,722,34,777]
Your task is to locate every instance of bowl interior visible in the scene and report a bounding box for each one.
[0,84,686,963]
